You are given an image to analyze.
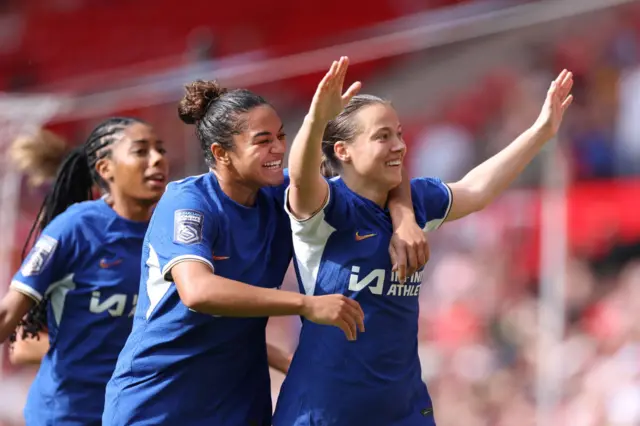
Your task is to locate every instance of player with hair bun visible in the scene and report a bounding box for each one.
[103,79,426,426]
[0,117,169,426]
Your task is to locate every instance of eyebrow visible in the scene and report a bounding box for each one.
[131,138,164,145]
[252,125,285,139]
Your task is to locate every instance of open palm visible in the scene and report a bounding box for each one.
[534,69,574,138]
[309,56,362,124]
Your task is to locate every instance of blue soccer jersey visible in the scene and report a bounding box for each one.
[273,177,452,426]
[103,172,293,426]
[10,199,148,426]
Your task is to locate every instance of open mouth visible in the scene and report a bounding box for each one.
[385,159,402,167]
[144,173,167,186]
[263,160,283,170]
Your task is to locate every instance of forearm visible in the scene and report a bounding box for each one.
[387,167,414,230]
[181,274,307,318]
[288,115,326,189]
[0,290,33,343]
[460,125,550,205]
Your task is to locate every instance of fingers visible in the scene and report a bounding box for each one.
[337,318,357,341]
[317,61,339,92]
[561,94,574,111]
[344,297,365,332]
[406,244,419,278]
[394,247,408,284]
[389,245,398,272]
[342,81,362,103]
[417,241,430,270]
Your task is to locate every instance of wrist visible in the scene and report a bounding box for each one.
[529,122,555,142]
[296,294,312,316]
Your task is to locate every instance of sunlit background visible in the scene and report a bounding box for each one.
[2,0,640,424]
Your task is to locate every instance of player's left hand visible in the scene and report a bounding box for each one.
[533,69,573,138]
[389,222,429,284]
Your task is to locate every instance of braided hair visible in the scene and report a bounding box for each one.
[10,117,143,343]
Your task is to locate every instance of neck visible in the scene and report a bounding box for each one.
[107,192,155,222]
[212,169,259,207]
[341,170,388,208]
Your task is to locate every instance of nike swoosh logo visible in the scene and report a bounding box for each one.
[355,232,376,242]
[212,255,230,261]
[99,259,123,269]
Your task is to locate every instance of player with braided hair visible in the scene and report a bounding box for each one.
[0,117,169,426]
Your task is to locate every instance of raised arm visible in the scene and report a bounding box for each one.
[288,57,361,219]
[446,69,574,221]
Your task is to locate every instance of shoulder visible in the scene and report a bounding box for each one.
[42,199,107,237]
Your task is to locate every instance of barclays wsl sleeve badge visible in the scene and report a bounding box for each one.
[173,209,205,245]
[21,235,58,276]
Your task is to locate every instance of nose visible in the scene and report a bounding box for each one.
[271,137,286,155]
[391,138,406,154]
[149,148,167,169]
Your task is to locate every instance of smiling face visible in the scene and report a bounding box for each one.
[335,102,406,191]
[211,104,287,188]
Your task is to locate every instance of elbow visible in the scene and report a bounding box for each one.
[176,280,221,315]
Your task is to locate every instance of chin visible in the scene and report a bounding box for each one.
[260,169,285,187]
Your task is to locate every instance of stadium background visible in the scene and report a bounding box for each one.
[1,0,640,424]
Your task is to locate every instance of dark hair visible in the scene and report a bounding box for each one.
[178,80,270,168]
[10,117,143,343]
[321,94,388,178]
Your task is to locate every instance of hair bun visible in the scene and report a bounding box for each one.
[178,80,227,124]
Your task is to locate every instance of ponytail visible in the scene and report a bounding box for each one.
[320,154,338,179]
[12,146,95,343]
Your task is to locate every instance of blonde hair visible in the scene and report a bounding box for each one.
[9,129,68,186]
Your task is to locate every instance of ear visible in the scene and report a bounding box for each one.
[95,157,114,184]
[211,144,230,166]
[334,141,351,163]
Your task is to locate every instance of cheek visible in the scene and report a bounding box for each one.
[113,159,144,181]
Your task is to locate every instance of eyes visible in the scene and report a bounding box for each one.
[132,146,167,156]
[374,130,403,141]
[255,132,287,145]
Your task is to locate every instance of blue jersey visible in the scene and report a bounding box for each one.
[103,172,293,426]
[273,177,452,426]
[10,199,147,426]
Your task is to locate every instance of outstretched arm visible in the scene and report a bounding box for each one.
[173,261,365,341]
[287,57,361,219]
[445,69,574,221]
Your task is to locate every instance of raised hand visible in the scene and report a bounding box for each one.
[308,56,362,124]
[301,294,365,341]
[533,69,574,138]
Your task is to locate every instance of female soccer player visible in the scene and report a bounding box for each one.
[0,117,169,426]
[273,57,573,425]
[103,80,426,426]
